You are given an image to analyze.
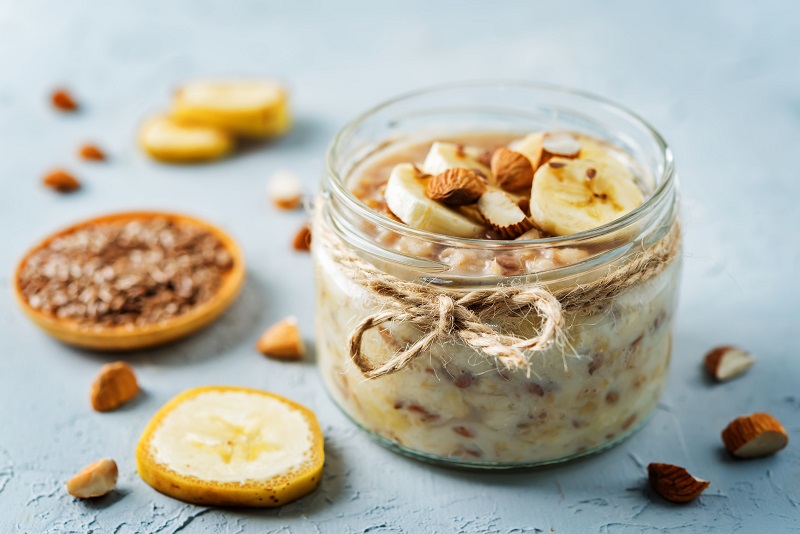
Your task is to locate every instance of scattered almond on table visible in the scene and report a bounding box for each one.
[79,144,106,161]
[42,169,80,192]
[648,463,709,503]
[704,346,755,382]
[51,88,78,112]
[292,224,312,252]
[268,170,303,210]
[257,316,305,359]
[91,362,140,412]
[722,412,788,458]
[66,458,118,499]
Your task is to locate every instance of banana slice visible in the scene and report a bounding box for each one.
[171,80,291,139]
[509,132,544,169]
[136,386,324,507]
[422,142,491,177]
[139,116,234,163]
[384,163,486,238]
[530,158,644,236]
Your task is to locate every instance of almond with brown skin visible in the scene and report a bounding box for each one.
[52,89,78,111]
[490,148,534,192]
[91,362,140,412]
[476,190,533,239]
[704,346,754,382]
[43,170,80,193]
[292,224,312,252]
[257,316,305,359]
[426,168,487,206]
[722,413,788,458]
[648,463,710,503]
[540,132,581,165]
[66,459,118,499]
[79,144,106,161]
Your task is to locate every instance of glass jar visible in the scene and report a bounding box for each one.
[313,83,680,468]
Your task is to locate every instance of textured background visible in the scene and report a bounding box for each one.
[1,0,799,532]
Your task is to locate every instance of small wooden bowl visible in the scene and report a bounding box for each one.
[13,211,246,351]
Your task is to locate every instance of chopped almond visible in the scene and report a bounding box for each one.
[66,459,118,499]
[91,362,140,412]
[648,463,709,503]
[43,169,80,193]
[722,413,788,458]
[540,132,581,165]
[704,346,754,382]
[257,317,305,359]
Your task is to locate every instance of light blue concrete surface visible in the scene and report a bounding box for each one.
[1,1,799,532]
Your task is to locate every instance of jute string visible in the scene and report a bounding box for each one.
[315,210,680,379]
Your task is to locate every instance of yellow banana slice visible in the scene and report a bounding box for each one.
[171,80,291,139]
[136,386,324,507]
[530,158,644,236]
[139,116,234,163]
[384,163,486,238]
[422,141,491,178]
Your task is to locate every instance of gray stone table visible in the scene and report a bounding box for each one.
[1,0,798,532]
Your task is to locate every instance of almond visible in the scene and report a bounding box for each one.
[51,89,78,112]
[648,463,710,503]
[704,346,754,382]
[540,132,581,165]
[292,224,312,252]
[490,148,534,192]
[476,190,533,239]
[490,256,524,276]
[257,316,305,359]
[426,168,486,206]
[79,144,106,161]
[268,170,303,210]
[722,413,788,458]
[90,362,140,412]
[66,458,118,499]
[43,169,80,193]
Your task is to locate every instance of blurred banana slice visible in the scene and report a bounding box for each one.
[384,163,486,238]
[422,142,491,177]
[136,386,324,507]
[139,116,234,163]
[530,158,644,236]
[171,80,291,139]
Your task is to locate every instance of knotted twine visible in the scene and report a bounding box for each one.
[315,210,680,379]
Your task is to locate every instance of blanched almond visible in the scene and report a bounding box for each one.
[722,413,788,458]
[490,148,534,192]
[476,190,533,239]
[257,317,305,359]
[66,459,118,499]
[426,168,486,205]
[648,463,709,503]
[704,346,754,381]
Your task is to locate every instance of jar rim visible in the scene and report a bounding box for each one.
[325,80,675,247]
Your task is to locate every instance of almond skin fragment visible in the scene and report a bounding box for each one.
[43,169,81,193]
[257,317,305,359]
[490,148,534,192]
[292,224,312,252]
[722,413,788,458]
[66,458,118,499]
[648,463,709,503]
[91,362,140,412]
[79,144,106,161]
[704,346,755,382]
[52,89,78,111]
[426,168,486,206]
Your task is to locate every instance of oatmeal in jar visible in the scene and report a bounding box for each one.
[314,84,680,467]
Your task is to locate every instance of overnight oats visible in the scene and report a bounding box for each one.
[313,84,680,467]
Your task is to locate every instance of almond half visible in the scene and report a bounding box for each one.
[490,148,534,192]
[540,132,581,165]
[476,190,533,239]
[43,170,81,193]
[91,362,140,412]
[257,316,305,359]
[722,413,789,458]
[704,346,754,381]
[426,168,486,206]
[66,458,118,499]
[648,463,709,503]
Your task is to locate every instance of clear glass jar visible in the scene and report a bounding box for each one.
[313,83,680,468]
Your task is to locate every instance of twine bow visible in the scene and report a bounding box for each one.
[349,279,562,378]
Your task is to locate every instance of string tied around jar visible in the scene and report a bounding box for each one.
[348,279,564,379]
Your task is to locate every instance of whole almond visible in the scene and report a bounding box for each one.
[79,144,106,161]
[51,89,78,111]
[292,224,312,252]
[722,413,788,458]
[66,458,118,499]
[648,463,710,503]
[91,362,140,412]
[490,148,534,192]
[43,170,80,193]
[426,168,486,206]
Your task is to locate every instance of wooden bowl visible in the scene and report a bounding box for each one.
[13,211,246,351]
